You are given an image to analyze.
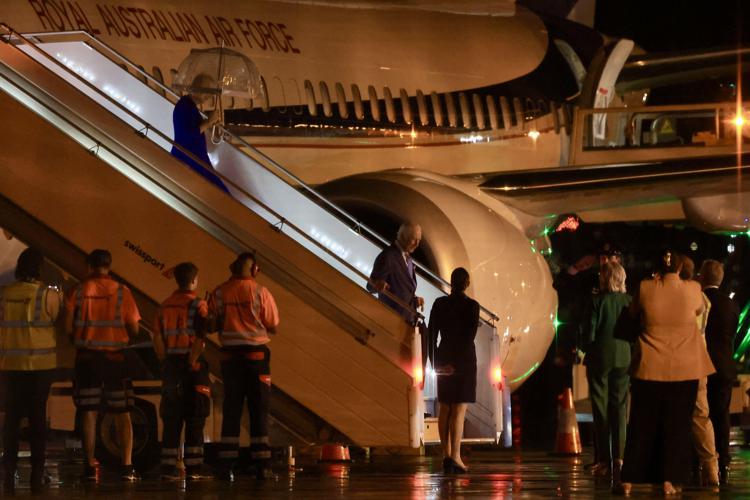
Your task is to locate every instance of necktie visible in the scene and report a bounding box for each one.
[406,255,414,276]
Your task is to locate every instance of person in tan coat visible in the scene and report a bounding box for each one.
[619,250,716,496]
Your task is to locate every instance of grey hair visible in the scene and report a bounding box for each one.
[396,222,421,242]
[699,259,724,287]
[599,261,627,294]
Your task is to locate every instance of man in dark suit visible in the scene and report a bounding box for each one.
[699,259,739,484]
[368,223,425,324]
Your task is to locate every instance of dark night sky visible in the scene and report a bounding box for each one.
[594,0,748,52]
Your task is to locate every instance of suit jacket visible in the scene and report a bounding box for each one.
[633,273,715,381]
[582,291,632,372]
[368,243,417,324]
[703,287,739,380]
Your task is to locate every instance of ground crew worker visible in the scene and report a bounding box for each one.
[0,248,60,492]
[210,252,279,481]
[152,262,213,481]
[64,249,141,481]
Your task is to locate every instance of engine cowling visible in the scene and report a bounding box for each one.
[318,170,557,390]
[683,193,750,232]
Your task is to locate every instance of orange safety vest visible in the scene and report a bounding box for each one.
[71,277,130,351]
[157,291,205,355]
[213,278,272,347]
[0,281,57,371]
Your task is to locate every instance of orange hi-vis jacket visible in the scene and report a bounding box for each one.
[155,290,208,355]
[210,277,279,347]
[65,274,141,351]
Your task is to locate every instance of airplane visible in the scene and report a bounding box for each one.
[1,0,749,394]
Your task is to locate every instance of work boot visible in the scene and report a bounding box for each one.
[186,464,214,481]
[3,467,17,493]
[81,464,98,482]
[160,466,182,481]
[216,466,234,482]
[720,465,730,485]
[30,467,52,492]
[256,465,271,480]
[121,465,141,482]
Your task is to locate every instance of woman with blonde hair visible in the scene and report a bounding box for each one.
[581,261,632,484]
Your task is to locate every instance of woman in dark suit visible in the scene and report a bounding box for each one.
[428,268,479,473]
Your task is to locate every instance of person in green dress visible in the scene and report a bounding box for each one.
[581,261,632,483]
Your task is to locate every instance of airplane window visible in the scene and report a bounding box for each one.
[445,92,458,127]
[383,87,396,123]
[319,81,333,118]
[499,96,512,129]
[486,95,499,130]
[416,90,429,126]
[368,85,381,122]
[304,80,317,116]
[335,83,348,119]
[399,89,413,125]
[273,76,287,113]
[459,92,473,128]
[351,84,364,120]
[151,66,166,97]
[284,78,303,115]
[259,76,270,112]
[472,93,485,130]
[430,92,444,127]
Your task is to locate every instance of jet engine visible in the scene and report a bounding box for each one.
[318,170,558,390]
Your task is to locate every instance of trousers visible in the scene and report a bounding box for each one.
[587,364,629,464]
[691,377,718,476]
[218,346,271,468]
[622,378,698,484]
[160,356,211,470]
[707,375,733,469]
[2,370,52,471]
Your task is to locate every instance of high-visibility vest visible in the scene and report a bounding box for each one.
[0,281,57,371]
[71,278,130,351]
[213,278,270,347]
[158,291,204,355]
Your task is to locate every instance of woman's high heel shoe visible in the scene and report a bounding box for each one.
[448,458,468,474]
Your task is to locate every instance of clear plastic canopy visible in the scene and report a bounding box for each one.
[173,47,265,99]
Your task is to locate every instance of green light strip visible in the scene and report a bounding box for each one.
[509,362,541,384]
[732,301,750,360]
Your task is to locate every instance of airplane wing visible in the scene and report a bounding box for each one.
[617,47,750,96]
[478,151,750,219]
[475,91,750,230]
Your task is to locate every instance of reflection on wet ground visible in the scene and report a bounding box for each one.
[4,447,750,498]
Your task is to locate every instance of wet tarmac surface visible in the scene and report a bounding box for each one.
[4,446,750,498]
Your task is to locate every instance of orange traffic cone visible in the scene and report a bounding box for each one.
[554,388,582,455]
[319,444,352,462]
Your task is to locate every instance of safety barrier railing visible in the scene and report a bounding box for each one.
[0,26,510,444]
[9,27,500,326]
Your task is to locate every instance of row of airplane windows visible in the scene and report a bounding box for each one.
[143,64,554,131]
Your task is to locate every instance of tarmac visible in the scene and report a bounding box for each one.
[3,445,750,498]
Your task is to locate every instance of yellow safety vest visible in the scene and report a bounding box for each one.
[0,281,57,371]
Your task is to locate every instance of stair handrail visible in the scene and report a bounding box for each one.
[0,25,499,325]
